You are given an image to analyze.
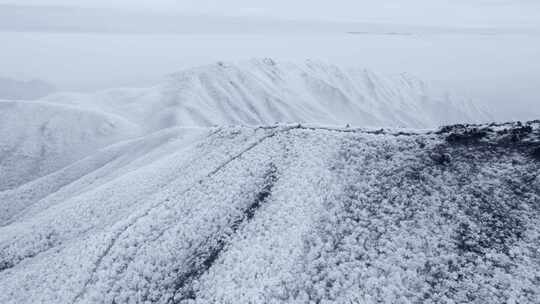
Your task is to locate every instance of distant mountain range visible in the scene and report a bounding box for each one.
[0,77,55,100]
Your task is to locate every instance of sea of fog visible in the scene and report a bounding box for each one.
[1,31,539,121]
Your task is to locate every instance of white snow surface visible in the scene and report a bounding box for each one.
[0,122,539,303]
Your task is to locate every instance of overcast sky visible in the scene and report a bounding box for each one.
[2,0,540,27]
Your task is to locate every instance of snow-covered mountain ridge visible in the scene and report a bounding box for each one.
[42,59,491,132]
[0,120,539,303]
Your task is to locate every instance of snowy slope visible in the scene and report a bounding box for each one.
[0,126,210,226]
[0,121,539,303]
[0,100,140,191]
[42,59,492,132]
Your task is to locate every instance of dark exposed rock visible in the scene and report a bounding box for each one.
[532,146,540,161]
